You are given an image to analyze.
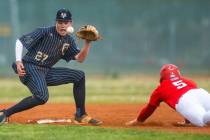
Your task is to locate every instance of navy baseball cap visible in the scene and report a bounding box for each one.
[56,8,72,21]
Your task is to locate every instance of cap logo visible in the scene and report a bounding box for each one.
[60,12,67,19]
[168,65,175,70]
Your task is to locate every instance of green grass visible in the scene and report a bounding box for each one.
[0,75,210,139]
[0,124,209,140]
[0,75,210,103]
[0,76,158,103]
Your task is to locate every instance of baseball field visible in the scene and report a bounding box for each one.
[0,75,210,140]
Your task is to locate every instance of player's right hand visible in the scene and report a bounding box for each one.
[125,119,143,126]
[16,61,26,77]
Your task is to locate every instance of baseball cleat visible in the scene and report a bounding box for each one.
[74,114,102,126]
[0,110,7,124]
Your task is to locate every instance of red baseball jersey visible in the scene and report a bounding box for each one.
[149,77,197,109]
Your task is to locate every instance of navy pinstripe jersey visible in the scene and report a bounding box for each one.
[19,26,80,67]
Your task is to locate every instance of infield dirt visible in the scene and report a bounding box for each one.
[1,103,210,134]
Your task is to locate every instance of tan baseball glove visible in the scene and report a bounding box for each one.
[76,25,101,41]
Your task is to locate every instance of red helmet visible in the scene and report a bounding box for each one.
[160,64,181,82]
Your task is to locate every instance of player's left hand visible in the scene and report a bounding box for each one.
[76,25,102,41]
[125,119,143,126]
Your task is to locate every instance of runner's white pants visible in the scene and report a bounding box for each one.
[176,88,210,127]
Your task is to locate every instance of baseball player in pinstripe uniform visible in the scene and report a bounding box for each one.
[0,8,102,125]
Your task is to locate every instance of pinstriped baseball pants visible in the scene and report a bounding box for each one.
[20,63,85,103]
